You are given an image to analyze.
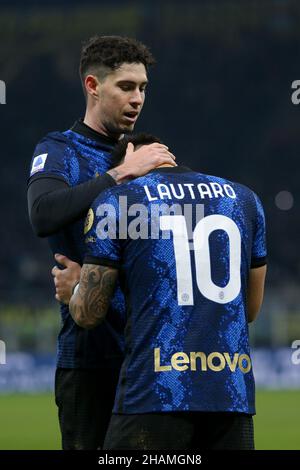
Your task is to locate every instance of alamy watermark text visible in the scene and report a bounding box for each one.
[0,80,6,104]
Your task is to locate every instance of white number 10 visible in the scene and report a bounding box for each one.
[160,215,241,306]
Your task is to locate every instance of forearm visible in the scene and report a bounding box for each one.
[69,287,102,329]
[27,174,116,237]
[69,264,118,329]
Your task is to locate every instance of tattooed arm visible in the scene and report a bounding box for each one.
[69,263,118,329]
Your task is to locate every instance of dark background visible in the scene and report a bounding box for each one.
[0,0,299,346]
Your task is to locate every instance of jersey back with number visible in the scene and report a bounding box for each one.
[85,166,267,414]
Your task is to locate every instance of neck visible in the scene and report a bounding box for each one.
[84,106,122,140]
[83,114,105,135]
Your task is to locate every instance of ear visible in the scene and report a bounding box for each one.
[85,75,99,98]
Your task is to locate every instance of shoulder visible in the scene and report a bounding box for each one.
[91,185,121,211]
[29,131,75,180]
[34,130,73,150]
[203,172,260,200]
[90,179,146,217]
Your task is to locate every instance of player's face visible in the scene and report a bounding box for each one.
[98,62,148,135]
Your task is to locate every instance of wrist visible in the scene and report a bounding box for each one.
[107,164,133,183]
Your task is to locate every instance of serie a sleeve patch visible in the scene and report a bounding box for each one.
[30,153,48,176]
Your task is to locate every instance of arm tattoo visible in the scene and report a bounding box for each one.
[69,264,118,329]
[107,167,132,184]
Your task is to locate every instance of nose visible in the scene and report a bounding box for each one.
[130,89,143,107]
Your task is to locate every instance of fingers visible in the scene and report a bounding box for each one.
[55,292,69,305]
[132,142,169,152]
[55,287,64,302]
[150,148,176,161]
[157,155,177,166]
[55,254,81,272]
[150,150,176,163]
[52,266,61,284]
[150,156,176,168]
[125,142,134,155]
[146,150,177,169]
[161,150,176,161]
[51,265,58,277]
[133,143,171,155]
[148,143,169,150]
[121,142,177,178]
[55,253,71,268]
[125,143,176,164]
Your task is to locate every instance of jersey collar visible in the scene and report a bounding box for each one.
[148,166,193,174]
[71,119,119,146]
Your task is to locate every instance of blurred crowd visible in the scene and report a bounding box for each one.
[0,1,298,307]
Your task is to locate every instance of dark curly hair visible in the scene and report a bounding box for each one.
[110,132,163,168]
[80,35,155,86]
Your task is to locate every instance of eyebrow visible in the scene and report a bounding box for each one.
[116,79,148,86]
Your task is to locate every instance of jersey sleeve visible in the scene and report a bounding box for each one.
[28,133,73,184]
[251,192,267,268]
[84,190,122,268]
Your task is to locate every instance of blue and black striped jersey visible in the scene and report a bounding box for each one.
[85,166,266,413]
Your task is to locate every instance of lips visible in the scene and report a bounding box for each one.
[123,111,139,123]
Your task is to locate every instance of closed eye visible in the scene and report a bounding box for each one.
[117,81,148,92]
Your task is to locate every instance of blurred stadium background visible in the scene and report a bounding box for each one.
[0,0,299,449]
